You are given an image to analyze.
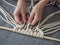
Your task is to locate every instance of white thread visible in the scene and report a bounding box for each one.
[0,6,25,28]
[2,0,16,8]
[40,21,60,29]
[39,11,60,26]
[1,0,60,37]
[0,15,15,27]
[45,28,60,34]
[1,0,60,35]
[44,26,60,32]
[0,0,60,42]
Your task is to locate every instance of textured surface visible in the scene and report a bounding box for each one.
[0,0,60,45]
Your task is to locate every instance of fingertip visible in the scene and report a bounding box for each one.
[28,18,31,24]
[31,16,38,26]
[31,22,35,26]
[15,17,24,25]
[24,19,26,23]
[28,16,34,24]
[16,20,23,25]
[23,16,27,23]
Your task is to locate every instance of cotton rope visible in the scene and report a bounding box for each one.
[0,0,60,42]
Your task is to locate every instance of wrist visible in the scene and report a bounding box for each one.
[39,0,50,4]
[17,0,25,8]
[38,0,50,6]
[18,0,25,2]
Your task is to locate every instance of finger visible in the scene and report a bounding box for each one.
[26,15,30,20]
[14,14,23,25]
[31,14,39,26]
[28,12,35,24]
[21,11,26,23]
[13,10,24,25]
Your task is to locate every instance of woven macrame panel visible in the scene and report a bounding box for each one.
[0,0,60,45]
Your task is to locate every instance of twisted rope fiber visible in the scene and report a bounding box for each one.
[2,0,60,35]
[0,0,60,42]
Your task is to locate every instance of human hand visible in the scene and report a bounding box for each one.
[13,0,26,25]
[28,0,49,26]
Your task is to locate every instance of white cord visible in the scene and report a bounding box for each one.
[39,11,60,26]
[40,21,60,29]
[45,28,60,35]
[0,15,15,27]
[44,26,60,32]
[2,0,16,8]
[0,5,44,38]
[0,6,25,28]
[0,0,60,39]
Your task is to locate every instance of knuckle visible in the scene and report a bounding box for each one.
[15,20,19,24]
[13,9,20,15]
[13,11,17,15]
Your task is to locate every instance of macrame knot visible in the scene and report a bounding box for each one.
[35,27,44,38]
[13,26,22,32]
[0,0,60,42]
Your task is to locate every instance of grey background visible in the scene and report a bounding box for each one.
[0,0,60,45]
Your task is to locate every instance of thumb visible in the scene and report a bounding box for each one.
[31,14,40,26]
[28,12,35,24]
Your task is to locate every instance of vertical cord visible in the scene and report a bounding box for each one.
[1,0,60,38]
[0,0,60,42]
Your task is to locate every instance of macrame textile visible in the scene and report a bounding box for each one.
[0,0,60,42]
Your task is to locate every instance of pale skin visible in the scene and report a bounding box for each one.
[13,0,50,26]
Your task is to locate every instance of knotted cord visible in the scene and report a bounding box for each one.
[0,0,60,42]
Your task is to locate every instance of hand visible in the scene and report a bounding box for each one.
[13,0,26,25]
[28,0,48,26]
